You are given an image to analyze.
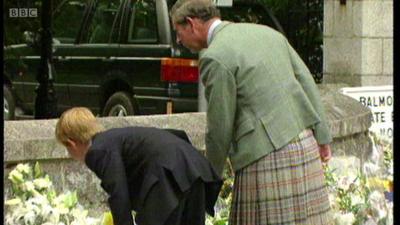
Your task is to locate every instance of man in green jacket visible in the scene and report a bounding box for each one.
[171,0,333,224]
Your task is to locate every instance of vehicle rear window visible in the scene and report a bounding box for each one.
[52,0,89,43]
[85,0,123,44]
[128,0,158,43]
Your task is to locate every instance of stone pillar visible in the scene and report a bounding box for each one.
[323,0,393,86]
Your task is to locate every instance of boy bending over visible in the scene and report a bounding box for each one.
[55,107,222,225]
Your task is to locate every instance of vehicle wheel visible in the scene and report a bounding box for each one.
[4,85,15,120]
[102,92,135,117]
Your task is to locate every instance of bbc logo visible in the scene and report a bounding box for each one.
[9,8,38,18]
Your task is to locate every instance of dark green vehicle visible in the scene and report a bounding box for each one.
[4,0,284,120]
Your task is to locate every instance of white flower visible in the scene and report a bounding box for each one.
[369,190,385,204]
[71,220,82,225]
[23,211,36,225]
[41,204,54,219]
[386,205,393,225]
[48,208,61,224]
[55,204,70,215]
[16,163,31,175]
[22,181,36,192]
[5,203,27,224]
[8,170,24,184]
[25,199,42,215]
[70,208,101,225]
[368,191,388,220]
[206,218,214,225]
[328,194,337,208]
[386,166,393,176]
[5,198,22,206]
[334,212,355,225]
[30,194,49,206]
[364,217,378,225]
[363,162,381,176]
[33,176,52,190]
[337,176,352,190]
[71,208,89,219]
[371,204,387,220]
[53,193,67,206]
[86,217,101,225]
[350,194,364,205]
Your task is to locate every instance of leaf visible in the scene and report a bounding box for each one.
[47,189,57,201]
[5,198,22,206]
[9,170,24,184]
[34,162,43,178]
[214,219,228,225]
[64,191,78,208]
[102,211,114,225]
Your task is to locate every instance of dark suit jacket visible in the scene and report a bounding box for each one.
[84,127,222,225]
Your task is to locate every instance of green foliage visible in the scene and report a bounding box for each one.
[259,0,323,82]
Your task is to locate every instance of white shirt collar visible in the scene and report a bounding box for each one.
[207,19,222,46]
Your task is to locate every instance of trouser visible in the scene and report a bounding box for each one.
[164,179,206,225]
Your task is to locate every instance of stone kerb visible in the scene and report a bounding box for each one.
[4,113,207,163]
[4,86,372,213]
[319,84,373,163]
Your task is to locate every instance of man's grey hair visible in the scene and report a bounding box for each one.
[170,0,221,25]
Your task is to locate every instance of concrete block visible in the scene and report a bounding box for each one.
[383,38,393,74]
[360,38,383,74]
[319,86,372,138]
[381,1,394,37]
[332,0,354,38]
[323,37,361,75]
[323,73,362,87]
[324,0,335,36]
[331,132,373,163]
[355,0,393,37]
[360,75,393,86]
[352,0,363,37]
[324,73,392,89]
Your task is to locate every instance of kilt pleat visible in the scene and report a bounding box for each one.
[229,129,332,225]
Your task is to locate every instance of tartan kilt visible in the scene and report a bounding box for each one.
[229,129,333,225]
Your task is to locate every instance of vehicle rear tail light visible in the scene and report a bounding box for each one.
[161,58,199,83]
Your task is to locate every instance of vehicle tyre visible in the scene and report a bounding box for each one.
[102,91,135,117]
[4,85,15,120]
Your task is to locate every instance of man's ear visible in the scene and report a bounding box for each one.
[186,17,196,30]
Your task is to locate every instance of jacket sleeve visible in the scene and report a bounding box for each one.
[286,40,332,145]
[85,149,134,225]
[200,56,237,177]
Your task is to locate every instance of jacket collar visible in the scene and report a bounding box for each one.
[208,21,231,45]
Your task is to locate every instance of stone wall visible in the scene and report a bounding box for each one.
[323,0,393,86]
[4,85,372,216]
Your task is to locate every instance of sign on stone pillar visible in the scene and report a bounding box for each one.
[340,86,393,140]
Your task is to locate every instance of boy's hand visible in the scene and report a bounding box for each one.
[319,144,331,163]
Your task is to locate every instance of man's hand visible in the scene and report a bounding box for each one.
[319,144,331,163]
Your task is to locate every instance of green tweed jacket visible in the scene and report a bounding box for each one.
[199,21,332,176]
